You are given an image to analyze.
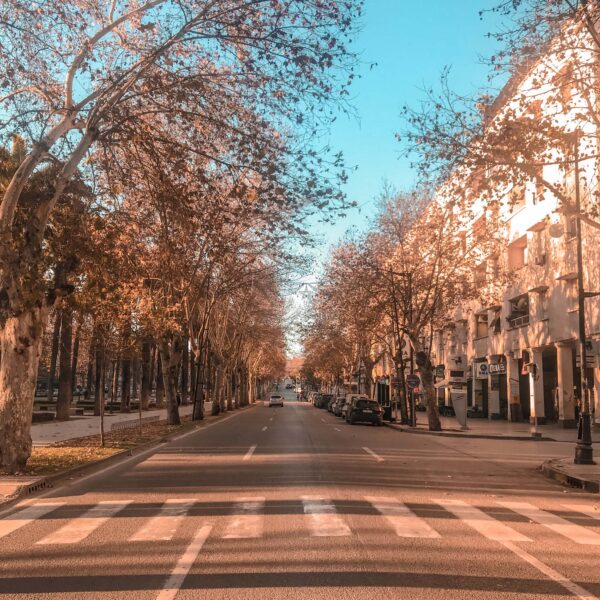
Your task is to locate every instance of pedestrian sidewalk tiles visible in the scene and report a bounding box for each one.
[31,403,203,446]
[2,495,600,546]
[402,414,600,443]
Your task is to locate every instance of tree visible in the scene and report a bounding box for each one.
[0,0,361,472]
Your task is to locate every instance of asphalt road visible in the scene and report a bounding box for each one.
[1,390,600,600]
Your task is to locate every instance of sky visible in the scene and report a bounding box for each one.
[285,0,507,351]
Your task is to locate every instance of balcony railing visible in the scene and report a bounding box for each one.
[507,314,529,328]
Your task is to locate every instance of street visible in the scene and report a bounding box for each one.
[1,391,599,600]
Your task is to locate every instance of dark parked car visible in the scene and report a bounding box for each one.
[346,398,383,426]
[327,397,337,412]
[317,394,333,409]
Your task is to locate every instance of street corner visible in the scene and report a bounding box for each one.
[541,457,600,493]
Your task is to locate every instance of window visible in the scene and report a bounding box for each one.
[473,215,486,243]
[532,166,545,204]
[475,312,489,338]
[566,216,577,240]
[507,294,529,328]
[474,262,486,285]
[531,230,546,266]
[489,310,502,335]
[509,183,526,211]
[508,235,527,270]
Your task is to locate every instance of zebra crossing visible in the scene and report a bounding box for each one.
[1,496,599,547]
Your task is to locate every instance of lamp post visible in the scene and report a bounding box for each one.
[572,134,595,464]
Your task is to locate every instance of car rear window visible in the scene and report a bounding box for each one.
[356,400,378,409]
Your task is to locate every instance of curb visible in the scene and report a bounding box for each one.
[0,403,258,510]
[541,458,600,493]
[384,421,557,442]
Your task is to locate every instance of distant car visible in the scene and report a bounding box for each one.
[346,398,383,426]
[286,383,294,389]
[268,394,284,407]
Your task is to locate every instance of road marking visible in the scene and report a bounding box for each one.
[0,503,65,540]
[334,427,341,432]
[222,497,265,539]
[320,418,326,423]
[362,447,384,462]
[301,496,351,537]
[436,499,531,542]
[262,426,268,432]
[499,501,600,545]
[243,445,257,461]
[156,524,212,600]
[36,500,132,545]
[562,504,600,522]
[269,417,274,422]
[500,540,597,600]
[366,496,440,539]
[129,499,195,541]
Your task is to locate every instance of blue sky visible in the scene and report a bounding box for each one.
[287,1,507,350]
[309,0,505,257]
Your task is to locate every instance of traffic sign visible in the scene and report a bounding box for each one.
[406,374,420,390]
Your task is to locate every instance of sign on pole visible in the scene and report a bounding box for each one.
[406,374,420,390]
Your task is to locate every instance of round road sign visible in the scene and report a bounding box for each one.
[406,374,420,390]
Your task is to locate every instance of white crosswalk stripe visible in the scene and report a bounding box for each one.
[562,504,600,522]
[0,503,65,540]
[36,500,132,545]
[129,499,195,541]
[222,497,265,539]
[301,496,351,537]
[436,498,532,542]
[499,501,600,545]
[366,496,440,539]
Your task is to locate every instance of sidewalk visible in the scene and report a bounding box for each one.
[31,403,205,446]
[389,413,599,443]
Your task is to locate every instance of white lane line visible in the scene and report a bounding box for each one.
[262,426,268,432]
[500,540,597,600]
[436,499,531,542]
[243,445,257,461]
[499,501,600,545]
[156,524,212,600]
[362,447,384,463]
[0,503,65,540]
[366,496,440,539]
[562,504,600,522]
[36,500,132,545]
[334,427,341,432]
[301,496,351,537]
[222,497,265,539]
[129,499,195,542]
[320,418,326,423]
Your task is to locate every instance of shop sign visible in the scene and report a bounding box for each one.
[406,374,420,389]
[474,362,489,379]
[488,354,507,375]
[435,365,445,378]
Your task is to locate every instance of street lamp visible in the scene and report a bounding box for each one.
[571,133,596,464]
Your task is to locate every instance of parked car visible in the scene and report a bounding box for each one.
[268,394,284,407]
[346,397,383,426]
[332,398,344,416]
[317,394,333,409]
[327,397,337,412]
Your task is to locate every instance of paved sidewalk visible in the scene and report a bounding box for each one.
[31,403,205,446]
[391,413,599,443]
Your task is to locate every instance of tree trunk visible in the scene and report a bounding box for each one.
[71,320,81,393]
[180,337,189,405]
[226,371,233,411]
[111,359,120,408]
[0,306,48,473]
[191,349,205,421]
[120,352,131,413]
[141,338,152,410]
[56,308,73,421]
[159,338,181,426]
[47,310,61,402]
[94,344,104,416]
[415,350,441,431]
[155,352,165,408]
[132,356,139,401]
[85,339,94,401]
[211,359,221,416]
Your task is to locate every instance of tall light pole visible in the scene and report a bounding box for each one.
[572,134,595,464]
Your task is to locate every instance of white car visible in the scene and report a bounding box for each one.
[268,394,284,407]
